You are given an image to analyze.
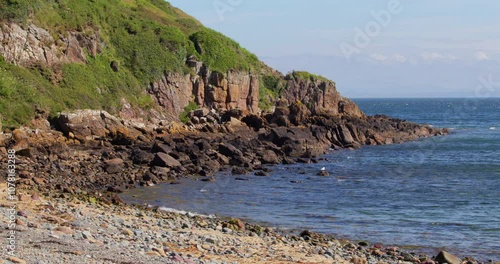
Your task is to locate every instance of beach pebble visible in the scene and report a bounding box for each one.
[7,256,27,264]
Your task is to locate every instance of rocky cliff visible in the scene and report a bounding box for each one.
[0,22,101,67]
[148,59,259,119]
[283,72,364,118]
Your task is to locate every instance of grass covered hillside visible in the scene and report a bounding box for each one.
[0,0,261,128]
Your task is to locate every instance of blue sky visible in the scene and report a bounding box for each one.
[169,0,500,98]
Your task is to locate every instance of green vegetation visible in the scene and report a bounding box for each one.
[0,58,59,128]
[190,28,260,74]
[0,0,40,23]
[259,74,286,112]
[179,101,198,123]
[287,71,331,83]
[0,0,262,127]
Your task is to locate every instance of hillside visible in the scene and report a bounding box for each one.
[0,0,261,126]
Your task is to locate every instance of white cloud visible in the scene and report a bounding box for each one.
[421,52,458,62]
[392,53,408,63]
[474,51,490,61]
[369,53,408,63]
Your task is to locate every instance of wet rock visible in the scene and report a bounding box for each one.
[254,171,269,177]
[231,167,248,175]
[235,177,250,181]
[200,176,216,182]
[106,186,124,193]
[435,251,461,264]
[259,150,280,164]
[358,241,369,247]
[300,230,312,238]
[297,158,311,164]
[317,170,329,176]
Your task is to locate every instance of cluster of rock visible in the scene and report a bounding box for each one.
[1,183,488,264]
[0,98,447,200]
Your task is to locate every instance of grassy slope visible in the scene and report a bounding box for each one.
[0,0,261,128]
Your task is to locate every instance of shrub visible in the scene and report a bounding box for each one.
[179,101,198,123]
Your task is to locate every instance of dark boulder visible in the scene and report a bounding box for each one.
[151,153,181,168]
[231,167,248,175]
[435,251,461,264]
[131,149,154,165]
[218,143,243,158]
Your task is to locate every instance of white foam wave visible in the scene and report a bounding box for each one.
[490,127,496,130]
[158,206,215,219]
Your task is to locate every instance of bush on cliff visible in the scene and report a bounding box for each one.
[287,71,331,83]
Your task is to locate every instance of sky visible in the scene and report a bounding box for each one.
[169,0,500,98]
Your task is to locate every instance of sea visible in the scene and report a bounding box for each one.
[121,98,500,261]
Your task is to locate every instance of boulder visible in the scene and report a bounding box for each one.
[131,149,154,165]
[104,158,124,174]
[434,251,461,264]
[231,167,248,175]
[227,117,243,127]
[259,150,280,164]
[317,170,329,176]
[338,125,355,145]
[254,171,269,177]
[151,153,181,168]
[55,110,138,142]
[151,142,172,154]
[241,114,265,130]
[218,143,243,158]
[193,108,210,117]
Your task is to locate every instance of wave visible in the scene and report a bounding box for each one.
[490,127,496,130]
[158,206,215,218]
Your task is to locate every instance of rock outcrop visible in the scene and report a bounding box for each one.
[148,61,259,119]
[283,73,364,118]
[0,22,101,67]
[54,110,143,143]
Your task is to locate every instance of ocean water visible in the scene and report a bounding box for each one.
[122,98,500,261]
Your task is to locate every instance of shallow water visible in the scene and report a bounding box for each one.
[122,98,500,261]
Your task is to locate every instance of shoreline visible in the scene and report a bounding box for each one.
[3,182,495,264]
[121,174,496,264]
[0,109,467,263]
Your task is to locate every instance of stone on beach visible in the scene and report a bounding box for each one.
[6,256,27,264]
[434,251,461,264]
